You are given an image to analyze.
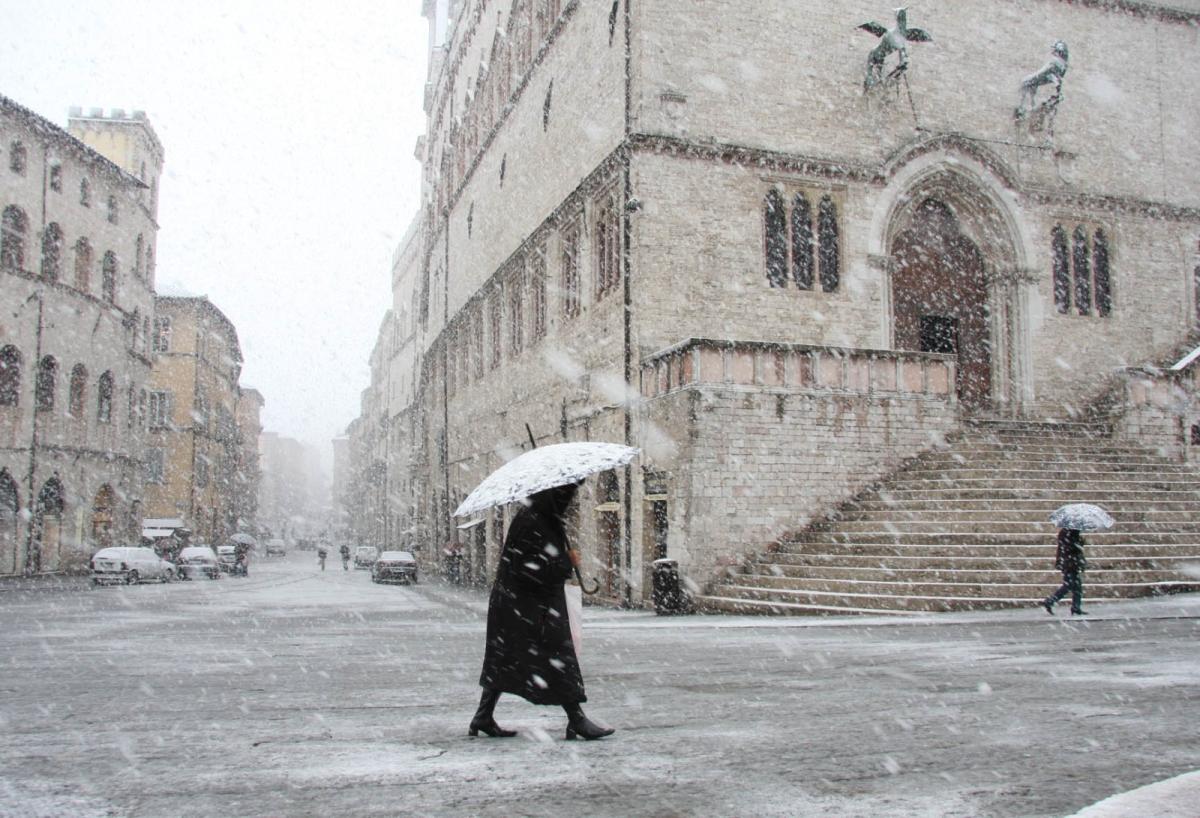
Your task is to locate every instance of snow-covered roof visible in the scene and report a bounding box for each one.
[142,517,185,529]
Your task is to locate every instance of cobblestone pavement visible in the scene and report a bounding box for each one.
[1,555,1198,817]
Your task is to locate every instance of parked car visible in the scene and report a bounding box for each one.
[371,551,418,584]
[176,546,221,580]
[353,546,379,569]
[264,539,287,557]
[91,546,175,585]
[218,545,237,572]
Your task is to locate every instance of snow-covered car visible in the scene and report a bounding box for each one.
[176,546,221,580]
[371,551,418,584]
[264,539,287,556]
[91,546,175,585]
[353,546,378,569]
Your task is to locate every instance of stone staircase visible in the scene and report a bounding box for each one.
[698,420,1200,615]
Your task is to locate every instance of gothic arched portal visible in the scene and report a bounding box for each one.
[892,199,992,412]
[882,160,1031,416]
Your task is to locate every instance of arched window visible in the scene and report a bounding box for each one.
[145,244,155,286]
[135,234,144,279]
[101,252,117,304]
[764,190,787,288]
[142,316,150,354]
[817,196,840,293]
[1093,229,1112,317]
[68,364,88,419]
[9,141,26,174]
[152,317,171,353]
[80,178,91,207]
[41,223,64,282]
[106,195,119,225]
[74,238,92,292]
[1072,226,1091,315]
[97,371,114,424]
[35,356,58,412]
[1,205,28,270]
[0,346,21,407]
[791,194,814,290]
[1052,226,1070,313]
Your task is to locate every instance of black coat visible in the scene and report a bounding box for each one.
[478,488,586,705]
[1055,529,1086,574]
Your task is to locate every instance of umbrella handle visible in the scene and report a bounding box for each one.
[573,564,601,596]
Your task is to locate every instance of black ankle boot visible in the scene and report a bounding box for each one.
[563,703,614,741]
[469,688,516,738]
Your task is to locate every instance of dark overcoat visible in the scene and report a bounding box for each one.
[1055,528,1086,574]
[478,490,586,705]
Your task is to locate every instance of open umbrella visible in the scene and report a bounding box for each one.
[1050,503,1114,532]
[452,441,640,518]
[454,439,640,598]
[229,532,258,546]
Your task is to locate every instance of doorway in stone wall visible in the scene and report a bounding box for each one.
[0,469,18,575]
[892,198,993,413]
[92,484,115,550]
[34,478,65,573]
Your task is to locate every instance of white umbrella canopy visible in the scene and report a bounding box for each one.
[453,442,640,518]
[229,532,258,546]
[1050,503,1114,532]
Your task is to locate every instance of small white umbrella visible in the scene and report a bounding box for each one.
[1050,503,1114,532]
[453,441,640,519]
[229,532,258,546]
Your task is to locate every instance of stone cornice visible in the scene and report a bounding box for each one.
[630,133,1200,224]
[628,133,873,184]
[1047,0,1200,24]
[1023,188,1200,222]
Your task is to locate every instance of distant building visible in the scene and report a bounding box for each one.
[234,387,264,534]
[258,432,328,540]
[142,295,247,545]
[0,96,162,574]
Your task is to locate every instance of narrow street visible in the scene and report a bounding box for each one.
[1,555,1198,818]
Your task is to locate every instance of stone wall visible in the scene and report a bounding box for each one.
[639,340,960,590]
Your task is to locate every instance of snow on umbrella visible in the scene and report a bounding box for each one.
[1049,503,1114,532]
[453,442,640,518]
[229,532,258,546]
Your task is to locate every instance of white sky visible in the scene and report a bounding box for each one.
[1,1,429,454]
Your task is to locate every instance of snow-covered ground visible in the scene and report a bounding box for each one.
[0,554,1197,817]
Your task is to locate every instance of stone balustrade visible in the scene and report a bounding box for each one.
[641,338,958,402]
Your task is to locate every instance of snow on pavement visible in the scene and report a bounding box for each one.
[0,555,1198,817]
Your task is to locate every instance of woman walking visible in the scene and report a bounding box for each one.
[1042,527,1088,616]
[469,481,614,741]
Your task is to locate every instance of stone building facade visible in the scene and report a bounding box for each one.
[349,1,1200,604]
[233,387,264,535]
[0,96,162,574]
[142,295,252,544]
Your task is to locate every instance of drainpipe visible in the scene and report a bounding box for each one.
[23,292,44,575]
[620,0,635,608]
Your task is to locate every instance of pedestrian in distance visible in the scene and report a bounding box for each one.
[469,481,614,741]
[1042,527,1088,616]
[340,543,350,571]
[317,545,327,571]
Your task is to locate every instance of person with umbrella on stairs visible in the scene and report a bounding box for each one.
[1042,528,1088,616]
[1041,503,1111,616]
